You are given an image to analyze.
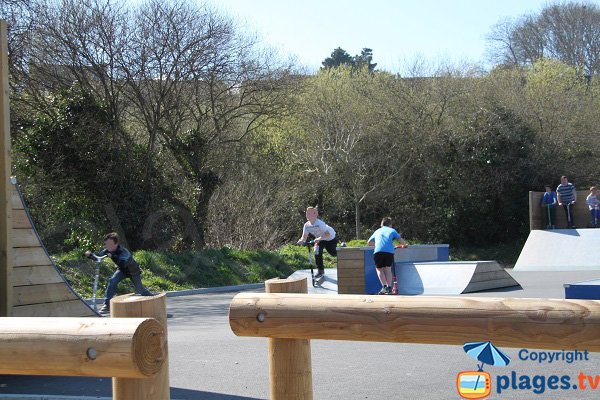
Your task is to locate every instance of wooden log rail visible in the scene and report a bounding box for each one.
[0,317,166,378]
[230,293,600,351]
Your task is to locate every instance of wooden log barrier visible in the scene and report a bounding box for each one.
[0,317,165,377]
[111,292,170,400]
[230,294,600,351]
[265,277,313,400]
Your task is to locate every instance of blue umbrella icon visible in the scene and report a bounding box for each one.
[463,341,511,371]
[463,341,510,393]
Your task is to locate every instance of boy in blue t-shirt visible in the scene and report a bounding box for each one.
[367,217,406,295]
[540,184,557,229]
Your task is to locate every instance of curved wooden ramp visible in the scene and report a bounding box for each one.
[10,182,98,317]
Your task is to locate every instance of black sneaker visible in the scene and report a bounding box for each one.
[385,286,393,294]
[99,304,110,313]
[378,286,388,295]
[314,271,324,280]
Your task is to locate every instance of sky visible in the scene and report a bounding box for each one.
[209,0,592,73]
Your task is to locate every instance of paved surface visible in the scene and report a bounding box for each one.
[2,269,600,399]
[515,228,600,271]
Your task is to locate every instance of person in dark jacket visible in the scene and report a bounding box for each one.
[85,232,153,313]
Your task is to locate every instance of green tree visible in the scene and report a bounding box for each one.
[13,86,171,250]
[322,47,354,69]
[322,47,378,72]
[354,48,377,72]
[293,66,405,239]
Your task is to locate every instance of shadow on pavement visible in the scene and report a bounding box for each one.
[0,376,264,400]
[171,387,264,399]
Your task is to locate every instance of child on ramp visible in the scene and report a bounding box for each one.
[368,217,406,295]
[296,207,337,280]
[84,232,154,313]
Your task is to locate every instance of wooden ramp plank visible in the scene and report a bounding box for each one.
[12,208,32,229]
[11,228,40,248]
[12,265,65,286]
[12,299,97,317]
[12,282,79,306]
[10,189,23,210]
[13,247,50,267]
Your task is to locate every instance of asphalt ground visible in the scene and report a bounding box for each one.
[2,269,600,399]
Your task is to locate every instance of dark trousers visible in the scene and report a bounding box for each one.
[314,239,337,271]
[104,269,153,305]
[562,203,575,227]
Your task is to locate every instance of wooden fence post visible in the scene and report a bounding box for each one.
[265,277,313,400]
[111,293,170,400]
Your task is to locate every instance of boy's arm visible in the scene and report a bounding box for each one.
[297,225,308,244]
[84,248,108,262]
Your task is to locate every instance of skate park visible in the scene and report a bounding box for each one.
[4,175,600,399]
[2,16,600,400]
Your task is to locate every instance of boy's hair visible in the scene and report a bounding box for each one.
[103,232,119,243]
[544,184,551,189]
[561,175,568,180]
[381,217,392,227]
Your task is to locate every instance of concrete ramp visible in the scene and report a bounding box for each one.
[514,229,600,271]
[287,269,338,294]
[396,261,520,295]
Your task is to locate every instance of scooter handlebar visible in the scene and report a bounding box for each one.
[86,253,108,263]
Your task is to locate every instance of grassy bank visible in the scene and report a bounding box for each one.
[53,240,522,299]
[53,244,337,298]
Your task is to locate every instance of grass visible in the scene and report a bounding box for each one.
[53,244,337,299]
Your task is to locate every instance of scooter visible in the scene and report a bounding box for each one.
[392,244,408,295]
[86,253,107,312]
[303,240,324,287]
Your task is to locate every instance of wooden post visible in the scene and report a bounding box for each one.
[0,317,165,377]
[265,277,313,400]
[528,190,535,231]
[230,293,600,351]
[0,20,12,317]
[111,293,170,400]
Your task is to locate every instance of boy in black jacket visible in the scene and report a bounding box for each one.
[85,232,153,313]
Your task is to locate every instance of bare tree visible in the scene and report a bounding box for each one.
[486,2,600,75]
[21,0,130,134]
[121,0,293,247]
